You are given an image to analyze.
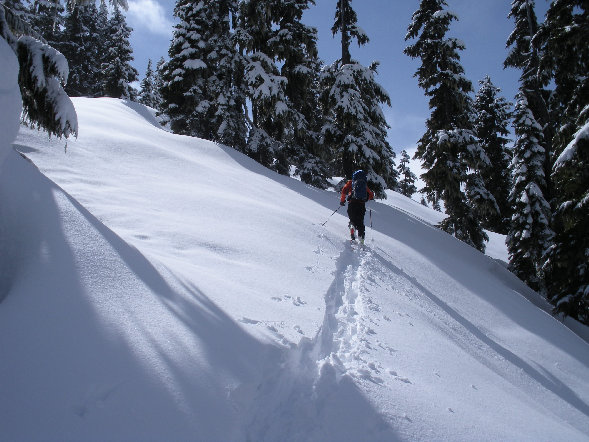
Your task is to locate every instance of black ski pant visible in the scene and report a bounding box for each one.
[347,200,367,239]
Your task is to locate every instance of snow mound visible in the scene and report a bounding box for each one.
[2,98,589,440]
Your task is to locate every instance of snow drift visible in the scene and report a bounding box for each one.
[1,98,589,441]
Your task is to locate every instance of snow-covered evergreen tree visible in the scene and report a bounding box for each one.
[101,3,137,100]
[474,76,513,233]
[404,0,493,251]
[536,0,589,323]
[320,0,396,198]
[139,59,161,109]
[506,0,553,192]
[1,1,77,138]
[507,93,554,292]
[272,0,330,188]
[536,0,589,157]
[29,0,63,44]
[397,150,417,198]
[543,122,589,324]
[161,0,245,149]
[206,0,246,151]
[2,0,32,21]
[58,1,101,97]
[236,0,291,173]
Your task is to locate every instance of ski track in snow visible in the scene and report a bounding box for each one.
[235,235,589,441]
[232,238,403,441]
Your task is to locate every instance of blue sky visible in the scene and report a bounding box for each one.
[124,0,550,154]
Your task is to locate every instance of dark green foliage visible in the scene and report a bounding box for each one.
[29,0,63,44]
[161,0,246,149]
[537,0,589,157]
[1,3,77,138]
[101,4,137,99]
[473,76,513,233]
[321,0,397,198]
[405,0,491,251]
[507,93,554,292]
[139,59,161,109]
[544,123,589,324]
[397,150,417,198]
[58,1,101,97]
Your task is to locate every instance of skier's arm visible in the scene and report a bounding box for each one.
[340,181,352,203]
[367,188,375,201]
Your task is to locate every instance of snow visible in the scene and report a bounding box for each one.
[2,97,589,440]
[0,37,22,168]
[555,121,589,169]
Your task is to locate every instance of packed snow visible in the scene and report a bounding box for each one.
[2,97,589,441]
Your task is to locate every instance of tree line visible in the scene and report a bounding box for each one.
[405,0,587,324]
[1,0,587,325]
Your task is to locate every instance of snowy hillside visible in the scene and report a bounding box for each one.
[2,98,589,441]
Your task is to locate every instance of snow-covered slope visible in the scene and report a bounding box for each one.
[2,98,589,441]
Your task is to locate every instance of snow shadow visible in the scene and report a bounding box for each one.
[370,248,589,423]
[370,201,589,357]
[0,151,268,439]
[122,100,164,129]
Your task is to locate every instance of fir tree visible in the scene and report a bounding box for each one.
[404,0,493,251]
[29,0,63,44]
[507,93,554,292]
[321,0,397,198]
[506,0,553,195]
[1,2,77,138]
[139,59,161,109]
[473,76,513,233]
[237,0,290,173]
[543,122,589,324]
[272,0,330,188]
[206,0,246,150]
[161,0,245,148]
[536,0,589,157]
[101,3,137,100]
[59,1,101,97]
[397,150,417,198]
[537,0,589,323]
[2,0,32,21]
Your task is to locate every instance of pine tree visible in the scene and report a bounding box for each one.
[236,0,290,173]
[506,0,553,195]
[321,0,397,198]
[206,0,246,150]
[543,122,589,324]
[537,0,589,323]
[473,76,513,233]
[272,0,330,188]
[139,59,161,109]
[1,2,77,138]
[536,0,589,157]
[101,3,137,99]
[397,150,417,198]
[507,93,554,292]
[404,0,493,251]
[161,0,246,148]
[29,0,63,44]
[58,1,101,97]
[2,0,32,21]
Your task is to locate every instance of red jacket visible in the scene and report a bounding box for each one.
[340,180,374,203]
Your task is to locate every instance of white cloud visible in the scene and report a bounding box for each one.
[127,0,173,36]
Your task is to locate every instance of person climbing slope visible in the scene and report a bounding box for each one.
[340,169,374,244]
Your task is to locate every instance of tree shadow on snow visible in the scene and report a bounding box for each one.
[0,150,401,439]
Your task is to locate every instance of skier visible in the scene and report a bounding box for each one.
[340,170,374,244]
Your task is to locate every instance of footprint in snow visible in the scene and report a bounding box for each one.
[239,317,261,325]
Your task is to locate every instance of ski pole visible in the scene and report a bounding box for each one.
[321,205,341,226]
